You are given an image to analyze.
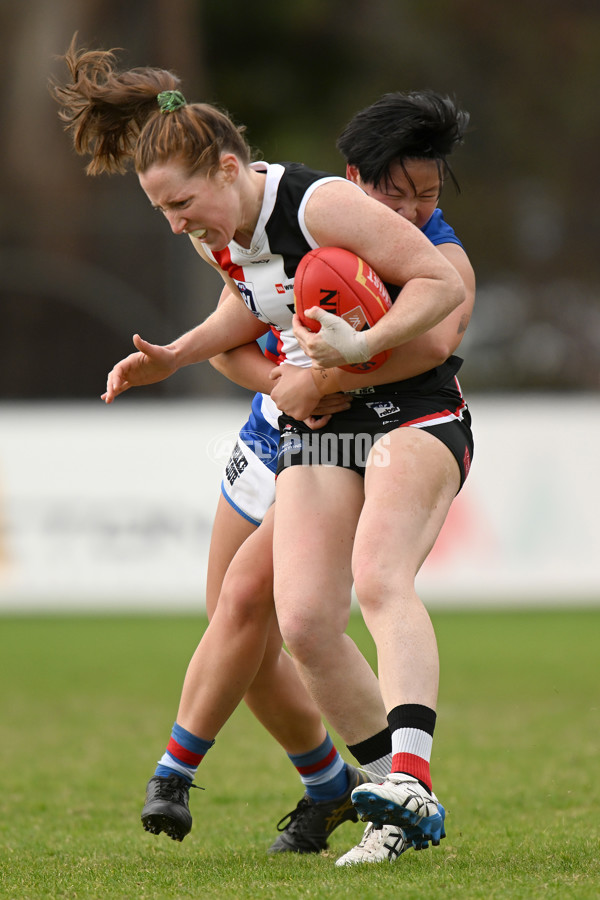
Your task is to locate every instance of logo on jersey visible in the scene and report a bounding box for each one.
[235,280,258,316]
[275,282,294,294]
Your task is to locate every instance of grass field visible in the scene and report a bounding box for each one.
[0,608,598,899]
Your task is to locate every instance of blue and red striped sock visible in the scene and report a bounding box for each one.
[388,704,437,792]
[155,722,214,784]
[287,734,349,802]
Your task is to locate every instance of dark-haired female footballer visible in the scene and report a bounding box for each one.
[271,92,474,859]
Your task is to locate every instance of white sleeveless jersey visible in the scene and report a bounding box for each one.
[205,161,348,368]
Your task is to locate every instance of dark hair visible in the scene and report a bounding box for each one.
[336,90,469,194]
[50,35,252,177]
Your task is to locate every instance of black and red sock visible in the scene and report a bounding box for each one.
[388,704,436,792]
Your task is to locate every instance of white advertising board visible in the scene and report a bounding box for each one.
[0,396,598,612]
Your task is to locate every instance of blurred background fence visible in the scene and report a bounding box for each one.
[0,1,598,610]
[0,396,599,611]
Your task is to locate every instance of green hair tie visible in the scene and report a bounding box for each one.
[157,90,187,113]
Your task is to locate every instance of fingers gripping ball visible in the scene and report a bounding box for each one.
[294,247,392,373]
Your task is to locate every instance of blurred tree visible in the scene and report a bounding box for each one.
[0,0,225,400]
[198,0,600,392]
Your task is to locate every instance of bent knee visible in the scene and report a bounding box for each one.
[277,618,313,662]
[353,554,413,613]
[276,608,325,665]
[219,571,274,626]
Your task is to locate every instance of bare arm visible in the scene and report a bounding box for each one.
[210,340,276,393]
[300,181,465,367]
[391,242,475,363]
[204,279,274,393]
[103,285,267,403]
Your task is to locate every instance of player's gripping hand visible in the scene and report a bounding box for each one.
[102,334,178,404]
[269,364,351,423]
[293,308,371,368]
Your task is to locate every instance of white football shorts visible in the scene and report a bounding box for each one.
[220,392,280,525]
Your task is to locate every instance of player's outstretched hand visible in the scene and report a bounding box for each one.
[102,334,178,404]
[292,310,370,368]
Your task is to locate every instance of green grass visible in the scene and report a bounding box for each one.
[0,609,598,899]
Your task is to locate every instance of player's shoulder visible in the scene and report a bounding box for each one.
[277,161,348,199]
[279,160,336,182]
[422,208,463,248]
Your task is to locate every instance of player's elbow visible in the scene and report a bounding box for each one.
[427,334,460,365]
[445,268,466,315]
[408,332,455,368]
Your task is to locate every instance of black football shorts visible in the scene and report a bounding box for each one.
[276,374,474,491]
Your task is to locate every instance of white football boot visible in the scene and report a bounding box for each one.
[351,772,446,850]
[335,821,409,866]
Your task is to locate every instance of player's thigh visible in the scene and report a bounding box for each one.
[273,464,364,633]
[206,493,258,618]
[357,427,460,582]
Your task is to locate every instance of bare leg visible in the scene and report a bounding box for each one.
[180,506,326,751]
[353,428,460,712]
[273,466,388,745]
[205,493,257,619]
[177,510,277,736]
[144,492,361,848]
[244,622,327,754]
[348,429,460,844]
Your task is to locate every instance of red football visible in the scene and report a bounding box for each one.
[294,247,392,373]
